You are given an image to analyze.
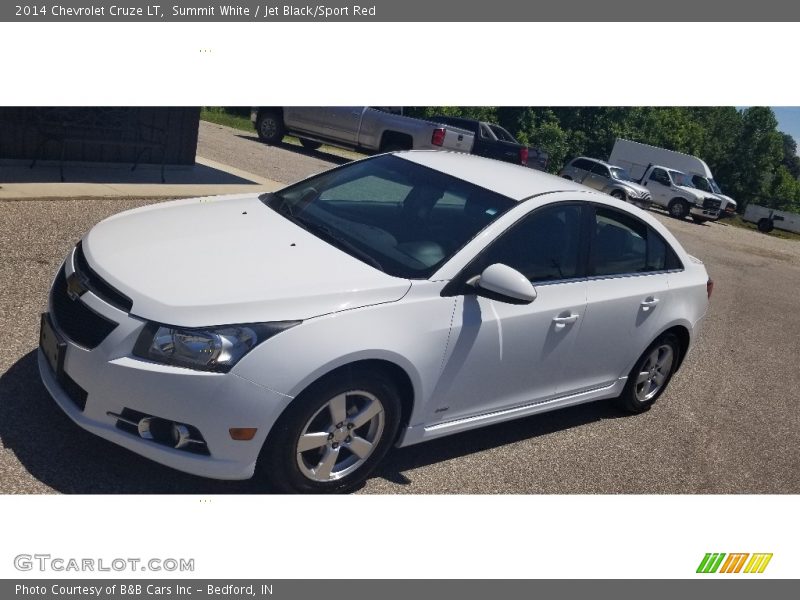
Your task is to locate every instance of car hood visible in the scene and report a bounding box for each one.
[674,185,705,201]
[714,193,737,209]
[82,194,412,327]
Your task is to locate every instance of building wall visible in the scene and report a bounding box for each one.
[0,107,200,165]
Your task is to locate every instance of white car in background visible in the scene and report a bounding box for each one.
[38,152,712,493]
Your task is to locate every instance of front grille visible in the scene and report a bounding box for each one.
[74,242,133,312]
[50,266,118,349]
[703,197,722,210]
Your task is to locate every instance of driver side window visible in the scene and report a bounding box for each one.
[649,168,670,186]
[475,204,583,283]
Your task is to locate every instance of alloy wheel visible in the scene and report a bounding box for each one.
[295,390,385,482]
[634,344,674,402]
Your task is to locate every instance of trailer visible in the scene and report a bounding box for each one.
[743,204,800,234]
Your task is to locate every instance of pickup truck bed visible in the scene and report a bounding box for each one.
[251,107,475,155]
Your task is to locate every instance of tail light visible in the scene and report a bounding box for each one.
[431,128,446,147]
[519,147,529,166]
[707,278,714,299]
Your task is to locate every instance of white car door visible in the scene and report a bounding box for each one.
[642,167,673,208]
[564,205,674,394]
[427,203,588,423]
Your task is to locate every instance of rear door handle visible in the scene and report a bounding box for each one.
[640,297,660,311]
[552,314,579,328]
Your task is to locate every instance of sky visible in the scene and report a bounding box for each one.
[772,107,800,153]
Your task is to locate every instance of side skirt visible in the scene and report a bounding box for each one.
[396,378,627,447]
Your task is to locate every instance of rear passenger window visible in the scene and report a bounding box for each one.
[592,207,680,276]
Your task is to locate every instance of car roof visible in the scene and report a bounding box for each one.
[395,151,587,201]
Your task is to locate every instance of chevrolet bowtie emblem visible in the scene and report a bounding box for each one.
[66,271,89,301]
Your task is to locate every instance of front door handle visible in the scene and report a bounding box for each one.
[640,297,660,311]
[552,313,579,329]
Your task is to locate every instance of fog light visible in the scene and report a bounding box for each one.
[171,423,191,449]
[229,427,258,441]
[137,417,155,440]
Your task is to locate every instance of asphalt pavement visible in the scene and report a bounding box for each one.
[0,122,798,494]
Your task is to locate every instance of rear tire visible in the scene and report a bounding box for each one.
[616,333,680,414]
[668,199,689,220]
[257,370,401,494]
[256,111,284,144]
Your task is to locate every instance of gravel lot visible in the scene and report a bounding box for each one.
[1,125,798,494]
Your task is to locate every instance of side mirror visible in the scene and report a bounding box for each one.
[469,263,537,304]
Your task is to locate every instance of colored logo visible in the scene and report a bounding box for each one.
[696,553,773,574]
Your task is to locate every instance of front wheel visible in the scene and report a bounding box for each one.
[668,199,689,220]
[257,370,401,493]
[610,189,627,202]
[616,333,680,414]
[691,216,710,224]
[256,111,285,144]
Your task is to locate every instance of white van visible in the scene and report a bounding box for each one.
[609,138,737,216]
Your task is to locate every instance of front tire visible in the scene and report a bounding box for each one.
[616,333,680,414]
[610,189,627,202]
[256,111,285,144]
[668,199,689,220]
[257,370,401,493]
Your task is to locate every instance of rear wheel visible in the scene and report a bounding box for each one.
[616,333,680,414]
[257,370,401,493]
[668,199,689,220]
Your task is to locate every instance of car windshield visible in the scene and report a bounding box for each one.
[708,178,723,194]
[489,124,518,143]
[691,175,712,192]
[610,167,634,182]
[261,155,517,279]
[669,170,693,187]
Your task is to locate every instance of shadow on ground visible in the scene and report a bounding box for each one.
[235,135,353,166]
[0,161,260,185]
[0,351,260,494]
[0,350,625,494]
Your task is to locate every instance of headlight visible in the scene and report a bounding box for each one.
[133,321,301,372]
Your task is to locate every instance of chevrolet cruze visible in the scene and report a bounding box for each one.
[38,152,711,493]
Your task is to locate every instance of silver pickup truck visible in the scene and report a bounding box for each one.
[251,107,475,154]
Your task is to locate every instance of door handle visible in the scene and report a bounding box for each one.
[552,314,579,328]
[640,297,660,311]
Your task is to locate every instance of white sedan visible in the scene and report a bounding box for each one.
[38,151,711,493]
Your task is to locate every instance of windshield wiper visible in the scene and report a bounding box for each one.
[298,220,385,273]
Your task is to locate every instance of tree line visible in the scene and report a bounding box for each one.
[406,107,800,213]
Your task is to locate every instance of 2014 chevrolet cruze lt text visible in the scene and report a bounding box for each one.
[38,152,711,493]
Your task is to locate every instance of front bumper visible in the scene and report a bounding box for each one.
[37,257,290,481]
[690,206,720,220]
